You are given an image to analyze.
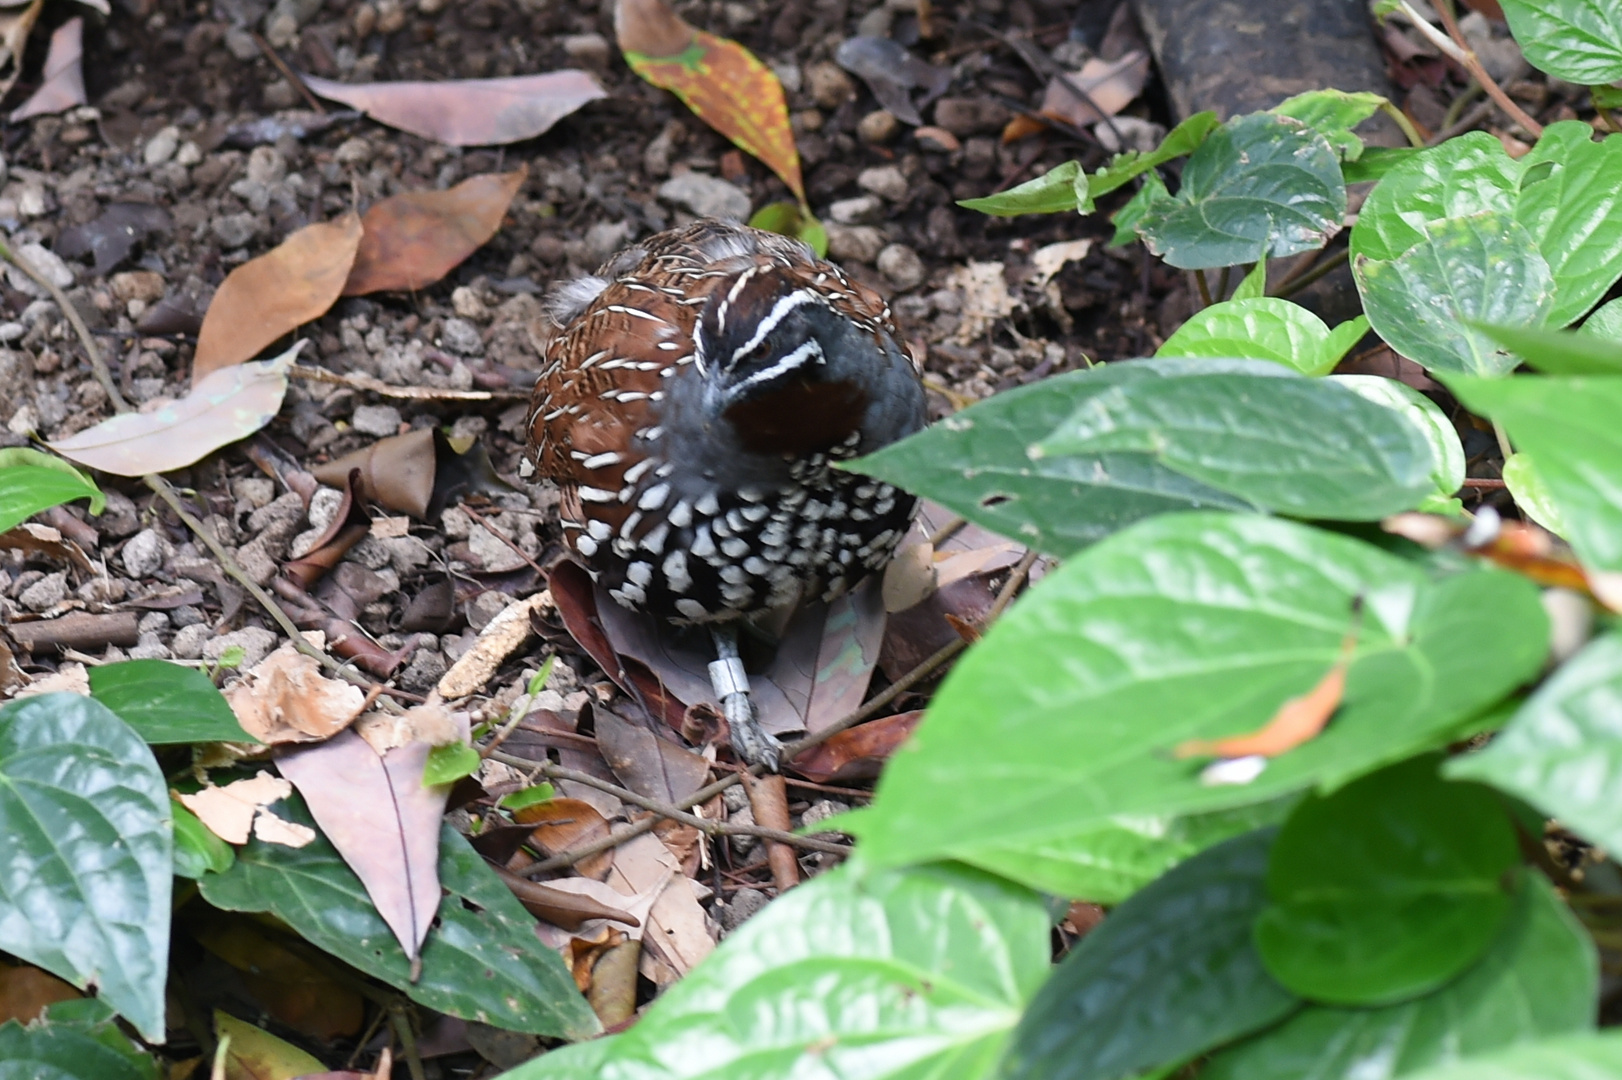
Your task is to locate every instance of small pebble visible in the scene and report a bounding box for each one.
[657,172,751,222]
[914,126,961,153]
[828,195,883,225]
[440,316,483,356]
[212,213,261,249]
[825,223,886,265]
[351,403,402,437]
[19,571,68,612]
[932,97,1012,137]
[562,33,610,65]
[143,126,180,166]
[857,110,900,144]
[877,243,926,290]
[171,623,213,660]
[204,626,278,669]
[121,528,172,579]
[857,165,908,202]
[805,61,855,109]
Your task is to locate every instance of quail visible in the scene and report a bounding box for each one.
[523,221,928,768]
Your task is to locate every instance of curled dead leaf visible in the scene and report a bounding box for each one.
[9,16,85,123]
[301,71,606,147]
[178,771,302,846]
[1175,601,1363,760]
[0,0,43,103]
[225,643,367,745]
[192,213,363,386]
[345,167,528,295]
[47,344,300,477]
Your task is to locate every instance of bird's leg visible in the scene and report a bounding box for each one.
[709,624,783,771]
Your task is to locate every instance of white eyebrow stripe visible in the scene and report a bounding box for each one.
[731,338,824,393]
[729,290,817,365]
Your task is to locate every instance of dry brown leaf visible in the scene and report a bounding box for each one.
[277,729,451,960]
[512,795,615,881]
[225,643,367,745]
[0,0,42,102]
[192,213,362,386]
[301,71,605,147]
[1175,604,1363,760]
[789,710,922,783]
[253,811,317,847]
[0,962,80,1024]
[345,168,527,295]
[193,916,365,1040]
[8,15,83,122]
[436,591,553,699]
[1038,50,1149,127]
[354,701,464,755]
[493,865,640,930]
[593,707,710,805]
[47,344,299,477]
[311,428,437,518]
[882,541,937,613]
[612,833,712,984]
[177,771,293,845]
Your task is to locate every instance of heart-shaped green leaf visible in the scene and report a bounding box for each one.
[1355,212,1554,376]
[1255,757,1520,1006]
[1391,1031,1622,1080]
[1206,871,1596,1079]
[0,694,171,1041]
[848,514,1547,873]
[89,659,253,745]
[1138,113,1345,269]
[1002,828,1300,1080]
[1499,0,1622,84]
[1156,297,1368,376]
[0,449,105,534]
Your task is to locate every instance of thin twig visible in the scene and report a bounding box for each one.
[461,503,548,578]
[1429,0,1543,138]
[1428,98,1496,146]
[1193,269,1213,309]
[487,754,851,855]
[1272,247,1349,300]
[1461,478,1507,490]
[251,31,327,115]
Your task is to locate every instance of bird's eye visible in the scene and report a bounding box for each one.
[743,341,773,365]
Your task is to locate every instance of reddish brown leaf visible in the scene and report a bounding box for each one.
[8,16,84,123]
[594,705,711,805]
[512,795,616,881]
[0,963,80,1024]
[312,428,437,518]
[618,0,804,202]
[301,71,605,147]
[47,345,298,477]
[345,167,528,295]
[277,728,453,961]
[492,865,639,930]
[192,916,364,1040]
[1037,51,1149,129]
[789,710,921,783]
[192,212,362,386]
[1175,604,1363,760]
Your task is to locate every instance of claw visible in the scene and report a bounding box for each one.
[710,625,783,771]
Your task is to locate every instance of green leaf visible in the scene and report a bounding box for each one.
[1355,212,1554,376]
[960,160,1082,216]
[1582,297,1622,341]
[504,861,1048,1079]
[965,798,1294,904]
[423,741,481,786]
[1271,88,1387,161]
[1350,126,1622,326]
[0,694,171,1042]
[1342,146,1423,184]
[38,999,160,1080]
[848,514,1548,871]
[1107,170,1171,247]
[172,797,235,879]
[1471,320,1622,375]
[1206,872,1597,1080]
[1502,453,1567,535]
[1349,133,1521,264]
[1395,1032,1622,1080]
[1513,124,1622,326]
[1229,257,1267,300]
[1034,361,1437,520]
[746,200,828,256]
[1499,0,1622,83]
[1330,375,1466,507]
[499,782,556,811]
[849,360,1252,557]
[88,659,253,745]
[498,1036,619,1077]
[1083,111,1222,211]
[0,450,105,534]
[1156,297,1366,375]
[1255,757,1519,1006]
[1448,632,1622,861]
[1138,113,1346,269]
[1002,829,1300,1080]
[198,794,598,1039]
[0,1022,155,1080]
[1445,372,1622,570]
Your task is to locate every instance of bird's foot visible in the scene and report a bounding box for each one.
[708,651,782,771]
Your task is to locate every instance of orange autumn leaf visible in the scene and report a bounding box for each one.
[344,166,528,295]
[192,212,363,385]
[616,0,804,204]
[1175,602,1364,760]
